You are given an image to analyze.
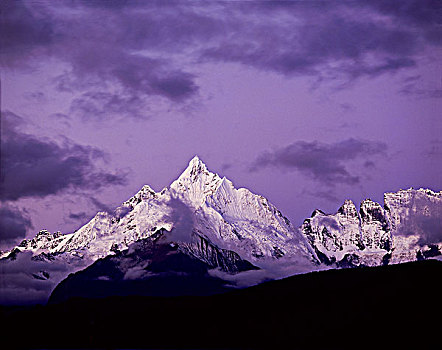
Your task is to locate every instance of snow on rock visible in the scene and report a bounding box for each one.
[170,155,224,207]
[302,200,364,264]
[302,188,442,267]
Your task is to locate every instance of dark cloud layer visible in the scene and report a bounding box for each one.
[363,0,442,45]
[1,0,440,120]
[203,14,418,80]
[1,0,200,120]
[251,139,386,185]
[0,204,32,244]
[202,0,440,84]
[0,111,127,201]
[0,1,54,69]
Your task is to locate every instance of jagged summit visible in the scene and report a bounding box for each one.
[303,188,442,267]
[170,156,223,207]
[178,155,210,179]
[123,184,157,209]
[338,200,358,217]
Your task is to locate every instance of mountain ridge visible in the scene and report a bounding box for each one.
[1,156,441,304]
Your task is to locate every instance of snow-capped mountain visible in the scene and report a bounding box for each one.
[0,156,316,303]
[5,156,315,263]
[302,188,442,267]
[1,156,441,304]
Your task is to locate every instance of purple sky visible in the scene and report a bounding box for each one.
[1,0,441,249]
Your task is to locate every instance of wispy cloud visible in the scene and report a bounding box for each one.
[394,193,442,246]
[0,204,32,245]
[0,111,127,201]
[251,139,387,185]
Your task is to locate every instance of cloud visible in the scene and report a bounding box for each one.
[1,0,200,121]
[71,0,145,10]
[362,0,442,46]
[68,212,89,221]
[399,75,442,99]
[55,50,198,102]
[0,0,55,69]
[0,204,32,244]
[315,217,341,232]
[2,0,440,118]
[88,196,113,214]
[394,193,442,246]
[251,138,387,185]
[203,13,418,81]
[160,196,195,244]
[416,215,442,246]
[302,189,340,203]
[0,111,127,201]
[0,250,88,305]
[209,254,328,289]
[68,92,146,120]
[221,163,233,172]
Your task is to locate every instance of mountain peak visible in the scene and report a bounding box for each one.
[170,156,222,207]
[338,200,358,217]
[190,154,201,163]
[188,155,206,169]
[179,155,211,181]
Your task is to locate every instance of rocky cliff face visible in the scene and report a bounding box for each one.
[302,188,441,267]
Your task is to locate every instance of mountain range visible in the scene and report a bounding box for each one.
[1,156,441,304]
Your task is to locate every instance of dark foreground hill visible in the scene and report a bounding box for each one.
[1,259,441,349]
[48,237,258,304]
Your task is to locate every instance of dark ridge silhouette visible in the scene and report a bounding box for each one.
[49,236,258,303]
[1,259,440,349]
